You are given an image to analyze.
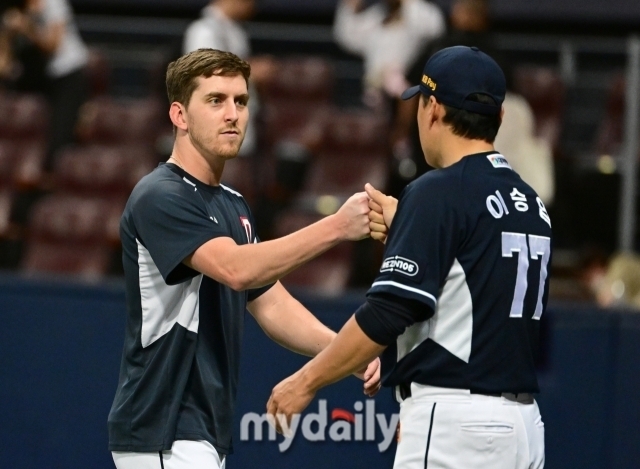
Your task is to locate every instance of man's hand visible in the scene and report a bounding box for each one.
[334,192,371,241]
[267,372,315,435]
[365,183,398,243]
[354,357,382,397]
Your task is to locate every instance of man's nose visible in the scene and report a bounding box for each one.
[223,100,239,122]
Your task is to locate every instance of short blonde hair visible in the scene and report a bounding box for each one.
[165,49,251,107]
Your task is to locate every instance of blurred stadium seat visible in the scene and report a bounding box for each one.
[0,139,48,189]
[26,195,123,244]
[75,96,166,145]
[262,56,335,103]
[85,47,112,97]
[302,109,389,196]
[0,92,50,142]
[304,152,387,196]
[259,56,335,150]
[21,243,113,280]
[320,110,388,153]
[261,102,331,147]
[273,210,353,295]
[21,194,124,278]
[280,246,353,295]
[53,144,156,196]
[220,156,259,203]
[0,140,14,187]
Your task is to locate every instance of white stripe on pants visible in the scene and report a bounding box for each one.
[112,440,225,469]
[393,384,545,469]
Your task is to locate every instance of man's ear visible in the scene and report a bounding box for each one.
[169,102,188,131]
[428,95,441,128]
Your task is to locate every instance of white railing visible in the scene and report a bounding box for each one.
[619,37,640,252]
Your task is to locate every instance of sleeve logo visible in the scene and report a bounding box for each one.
[487,154,512,169]
[380,256,419,277]
[239,216,252,243]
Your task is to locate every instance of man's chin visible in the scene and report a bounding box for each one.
[216,142,244,160]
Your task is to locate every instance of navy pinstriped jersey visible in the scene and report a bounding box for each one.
[108,163,273,454]
[368,152,552,395]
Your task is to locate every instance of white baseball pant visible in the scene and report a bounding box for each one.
[394,384,545,469]
[112,440,225,469]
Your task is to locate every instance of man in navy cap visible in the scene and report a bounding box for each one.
[266,46,550,468]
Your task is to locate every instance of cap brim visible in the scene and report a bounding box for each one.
[400,85,421,100]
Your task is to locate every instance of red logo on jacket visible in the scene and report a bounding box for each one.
[239,217,252,243]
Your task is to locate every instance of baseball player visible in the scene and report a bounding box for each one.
[267,46,550,469]
[108,49,380,469]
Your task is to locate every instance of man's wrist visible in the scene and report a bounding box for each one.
[325,213,348,243]
[297,364,323,394]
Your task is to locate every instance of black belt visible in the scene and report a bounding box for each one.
[470,390,502,397]
[398,384,517,400]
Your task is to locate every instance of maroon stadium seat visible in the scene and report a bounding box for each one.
[220,156,258,203]
[0,92,50,141]
[0,139,47,189]
[21,194,125,278]
[13,141,47,189]
[320,110,389,153]
[262,56,335,104]
[261,102,331,148]
[85,47,112,97]
[273,210,353,295]
[76,97,165,145]
[53,144,156,196]
[304,151,388,196]
[21,242,113,280]
[27,194,123,244]
[0,140,14,187]
[280,250,353,295]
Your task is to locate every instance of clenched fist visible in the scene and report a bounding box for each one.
[365,183,397,244]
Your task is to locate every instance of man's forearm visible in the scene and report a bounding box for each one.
[248,284,336,357]
[296,315,386,392]
[188,214,344,291]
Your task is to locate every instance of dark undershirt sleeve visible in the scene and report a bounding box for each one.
[247,282,275,301]
[355,292,434,346]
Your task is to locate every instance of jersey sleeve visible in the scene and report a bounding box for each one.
[367,175,463,310]
[132,180,229,285]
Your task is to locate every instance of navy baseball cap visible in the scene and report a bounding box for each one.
[401,46,506,116]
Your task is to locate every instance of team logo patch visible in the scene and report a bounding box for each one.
[239,216,252,243]
[380,256,419,277]
[487,154,512,169]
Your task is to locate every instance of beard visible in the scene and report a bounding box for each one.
[188,122,245,160]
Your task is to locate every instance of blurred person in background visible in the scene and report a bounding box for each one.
[388,0,495,195]
[183,0,277,157]
[581,251,640,310]
[334,0,445,110]
[0,0,47,91]
[1,0,88,169]
[494,88,555,207]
